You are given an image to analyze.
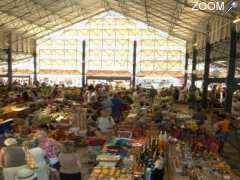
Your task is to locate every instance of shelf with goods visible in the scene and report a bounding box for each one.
[150,91,240,180]
[89,103,168,180]
[161,116,239,180]
[166,139,240,180]
[89,132,168,180]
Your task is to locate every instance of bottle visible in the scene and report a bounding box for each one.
[159,131,165,152]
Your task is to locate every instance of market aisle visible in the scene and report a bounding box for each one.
[78,147,95,180]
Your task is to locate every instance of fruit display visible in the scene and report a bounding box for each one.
[96,154,121,162]
[168,140,240,180]
[89,167,132,180]
[184,120,198,131]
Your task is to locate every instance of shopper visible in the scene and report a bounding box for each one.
[23,140,49,180]
[149,86,157,103]
[97,108,115,133]
[178,87,185,103]
[52,85,59,98]
[173,87,180,103]
[214,114,230,155]
[193,107,207,126]
[151,152,165,180]
[0,138,27,180]
[35,131,62,171]
[59,141,82,180]
[111,93,123,122]
[100,94,112,113]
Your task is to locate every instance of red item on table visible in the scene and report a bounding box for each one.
[132,127,144,139]
[84,136,107,146]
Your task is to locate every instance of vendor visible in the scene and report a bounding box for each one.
[193,107,207,126]
[97,108,115,133]
[0,138,27,180]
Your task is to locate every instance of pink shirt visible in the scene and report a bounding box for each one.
[39,139,59,160]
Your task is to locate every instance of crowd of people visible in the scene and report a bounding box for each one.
[0,82,145,180]
[0,81,234,180]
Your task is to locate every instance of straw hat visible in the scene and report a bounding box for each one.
[4,138,17,146]
[35,130,47,139]
[15,168,37,180]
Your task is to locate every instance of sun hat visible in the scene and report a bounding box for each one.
[4,138,17,146]
[35,130,47,139]
[15,168,37,180]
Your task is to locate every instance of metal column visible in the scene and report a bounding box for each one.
[191,47,197,89]
[224,23,237,112]
[132,40,137,89]
[82,40,86,87]
[202,41,211,108]
[7,47,12,90]
[189,38,197,108]
[33,51,37,83]
[183,53,189,87]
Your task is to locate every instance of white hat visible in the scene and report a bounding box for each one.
[15,168,37,180]
[4,138,17,146]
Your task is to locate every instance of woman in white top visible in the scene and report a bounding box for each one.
[97,109,115,133]
[23,141,49,180]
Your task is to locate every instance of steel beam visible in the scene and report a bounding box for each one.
[132,40,137,89]
[196,77,240,84]
[111,6,189,41]
[126,0,206,34]
[225,23,237,112]
[209,78,226,83]
[33,51,37,83]
[189,44,197,107]
[202,40,211,108]
[22,8,107,40]
[184,52,189,87]
[82,40,86,87]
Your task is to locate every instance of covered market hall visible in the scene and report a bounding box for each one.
[0,0,240,180]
